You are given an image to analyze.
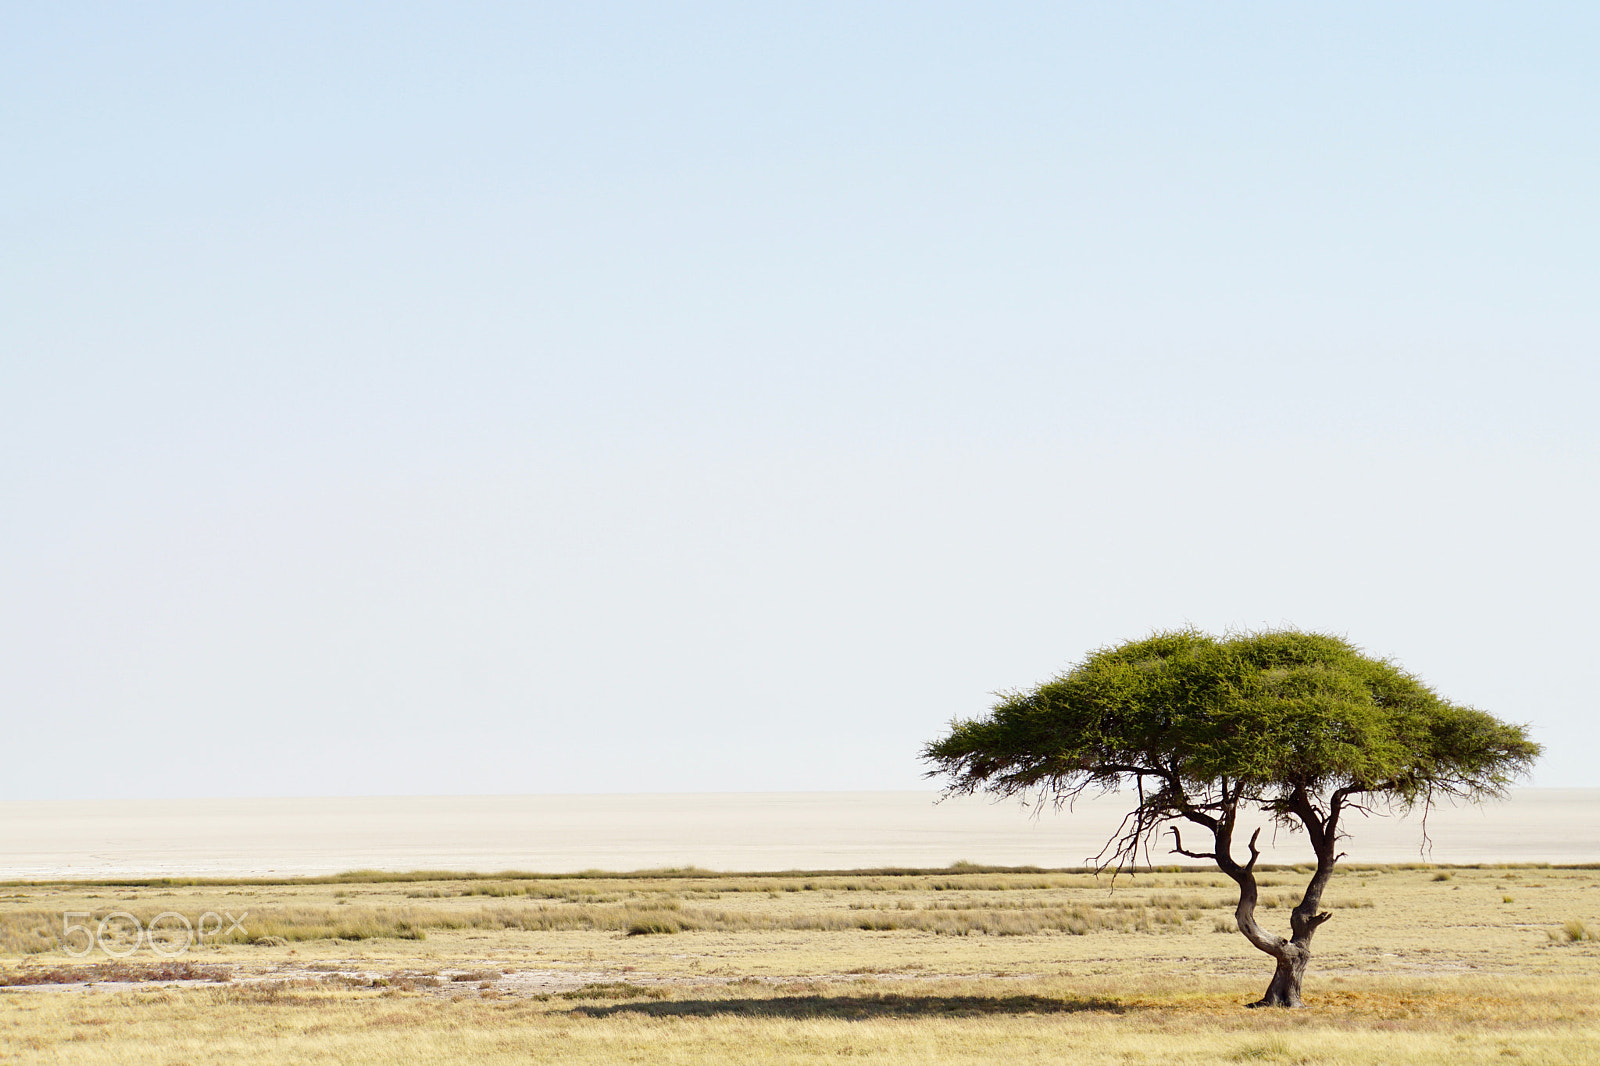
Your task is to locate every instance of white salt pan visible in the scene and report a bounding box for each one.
[1,789,1594,880]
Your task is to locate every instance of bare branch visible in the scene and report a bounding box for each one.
[1168,827,1217,861]
[1244,827,1263,873]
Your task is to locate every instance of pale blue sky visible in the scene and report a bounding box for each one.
[3,3,1596,798]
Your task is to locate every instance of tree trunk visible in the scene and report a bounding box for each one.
[1210,799,1336,1007]
[1252,944,1310,1008]
[1235,876,1332,1007]
[1174,784,1348,1008]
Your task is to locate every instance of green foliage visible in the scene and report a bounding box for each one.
[924,629,1539,813]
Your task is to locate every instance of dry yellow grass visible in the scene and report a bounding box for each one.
[1,864,1596,1063]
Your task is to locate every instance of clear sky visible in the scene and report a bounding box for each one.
[3,3,1596,799]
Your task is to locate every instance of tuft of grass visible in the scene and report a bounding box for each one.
[1549,920,1595,943]
[626,916,691,936]
[241,909,428,944]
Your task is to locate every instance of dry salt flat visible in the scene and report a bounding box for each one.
[0,789,1595,880]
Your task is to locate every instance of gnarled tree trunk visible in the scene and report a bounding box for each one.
[1239,895,1327,1007]
[1175,783,1344,1008]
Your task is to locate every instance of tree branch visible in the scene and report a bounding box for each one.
[1243,827,1262,873]
[1327,785,1363,842]
[1285,787,1330,857]
[1168,827,1217,861]
[1095,764,1175,779]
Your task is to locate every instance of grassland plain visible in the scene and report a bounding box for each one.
[0,864,1596,1064]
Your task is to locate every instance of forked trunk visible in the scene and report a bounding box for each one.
[1202,791,1339,1007]
[1235,870,1333,1007]
[1173,784,1348,1008]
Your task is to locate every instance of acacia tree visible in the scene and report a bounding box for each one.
[923,630,1539,1007]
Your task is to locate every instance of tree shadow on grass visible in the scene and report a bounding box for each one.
[570,992,1128,1021]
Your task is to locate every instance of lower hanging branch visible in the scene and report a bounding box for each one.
[1168,827,1216,861]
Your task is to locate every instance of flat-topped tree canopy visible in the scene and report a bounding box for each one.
[928,629,1535,814]
[923,629,1540,1007]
